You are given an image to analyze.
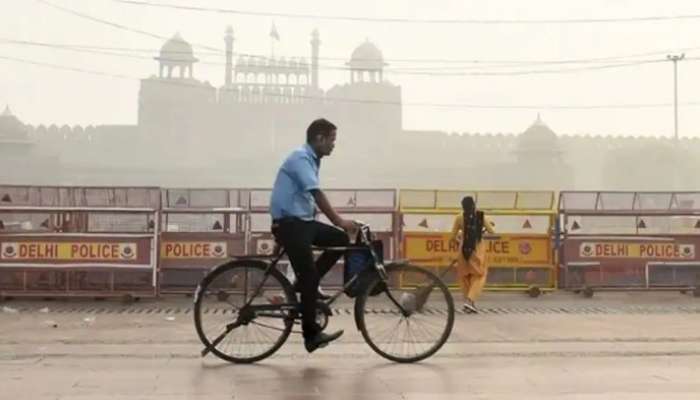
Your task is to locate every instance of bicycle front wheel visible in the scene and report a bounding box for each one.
[193,260,296,363]
[355,263,455,363]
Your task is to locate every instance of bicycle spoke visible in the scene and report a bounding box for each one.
[251,320,288,333]
[195,263,295,363]
[373,317,404,345]
[409,317,440,344]
[358,264,454,362]
[410,313,447,335]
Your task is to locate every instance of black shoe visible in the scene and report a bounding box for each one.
[294,282,332,301]
[304,330,344,353]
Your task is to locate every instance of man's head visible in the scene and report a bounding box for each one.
[306,118,337,157]
[461,196,475,214]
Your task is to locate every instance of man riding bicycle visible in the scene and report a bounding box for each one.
[270,118,356,353]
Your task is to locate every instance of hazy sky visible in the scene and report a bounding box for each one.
[3,0,700,138]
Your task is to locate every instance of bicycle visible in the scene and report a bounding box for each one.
[193,224,455,363]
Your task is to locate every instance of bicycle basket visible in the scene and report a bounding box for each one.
[344,239,386,298]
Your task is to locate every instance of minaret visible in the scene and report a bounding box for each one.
[224,26,234,86]
[310,29,320,89]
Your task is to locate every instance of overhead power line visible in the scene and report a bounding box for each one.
[3,54,700,111]
[114,0,700,25]
[0,55,133,79]
[2,38,689,76]
[34,0,700,76]
[7,37,700,68]
[36,0,221,52]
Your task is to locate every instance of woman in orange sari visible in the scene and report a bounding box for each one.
[451,196,495,313]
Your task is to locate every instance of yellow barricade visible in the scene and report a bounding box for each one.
[399,190,557,295]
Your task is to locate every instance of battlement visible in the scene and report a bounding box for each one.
[28,125,137,142]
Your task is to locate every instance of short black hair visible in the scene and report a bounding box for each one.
[306,118,337,143]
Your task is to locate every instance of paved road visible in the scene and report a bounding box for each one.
[1,292,699,399]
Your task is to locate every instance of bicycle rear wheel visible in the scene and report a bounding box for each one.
[193,260,296,363]
[355,263,454,363]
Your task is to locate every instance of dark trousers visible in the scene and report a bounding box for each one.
[273,218,349,339]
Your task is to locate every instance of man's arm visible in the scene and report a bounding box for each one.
[311,189,356,232]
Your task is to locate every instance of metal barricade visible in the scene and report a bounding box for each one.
[558,191,700,297]
[246,188,398,288]
[321,189,398,286]
[158,188,247,294]
[0,186,159,298]
[399,190,557,295]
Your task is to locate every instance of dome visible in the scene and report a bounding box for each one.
[0,106,29,140]
[156,33,198,63]
[348,40,387,70]
[515,114,561,154]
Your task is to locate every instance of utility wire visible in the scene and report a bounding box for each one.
[114,0,700,25]
[3,54,700,111]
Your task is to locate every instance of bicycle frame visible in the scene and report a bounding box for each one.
[240,224,385,300]
[199,224,407,357]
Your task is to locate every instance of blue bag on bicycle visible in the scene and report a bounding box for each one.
[344,238,385,298]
